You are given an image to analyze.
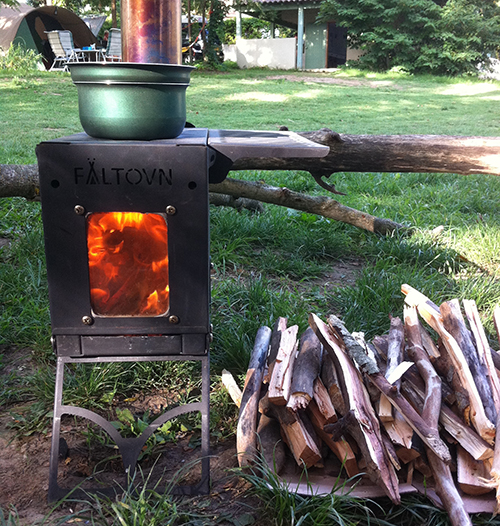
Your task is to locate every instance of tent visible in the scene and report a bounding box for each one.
[0,4,98,69]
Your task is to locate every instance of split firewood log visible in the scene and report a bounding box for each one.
[287,328,323,412]
[265,317,288,384]
[312,377,337,424]
[379,316,404,423]
[440,299,497,425]
[404,304,472,526]
[321,353,347,415]
[259,394,322,468]
[268,325,299,405]
[463,300,500,513]
[402,284,496,444]
[237,326,272,467]
[309,313,401,504]
[256,414,286,474]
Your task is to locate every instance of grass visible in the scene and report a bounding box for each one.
[3,65,500,524]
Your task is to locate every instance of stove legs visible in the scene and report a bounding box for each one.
[48,354,210,502]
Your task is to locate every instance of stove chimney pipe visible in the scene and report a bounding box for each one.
[121,0,182,64]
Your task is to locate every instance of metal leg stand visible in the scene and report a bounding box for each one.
[48,354,210,502]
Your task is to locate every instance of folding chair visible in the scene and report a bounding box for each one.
[105,28,122,61]
[45,30,83,71]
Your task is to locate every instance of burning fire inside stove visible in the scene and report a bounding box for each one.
[87,212,169,317]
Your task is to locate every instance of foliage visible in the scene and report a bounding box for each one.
[319,0,500,75]
[205,0,226,67]
[0,0,18,7]
[0,44,41,74]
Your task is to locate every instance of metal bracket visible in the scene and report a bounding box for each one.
[48,353,210,502]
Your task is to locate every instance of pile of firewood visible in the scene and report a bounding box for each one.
[234,284,500,526]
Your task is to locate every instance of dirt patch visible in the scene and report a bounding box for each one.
[267,74,404,90]
[0,407,260,525]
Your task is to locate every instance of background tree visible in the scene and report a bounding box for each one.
[319,0,500,75]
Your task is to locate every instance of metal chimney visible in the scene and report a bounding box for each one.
[121,0,182,64]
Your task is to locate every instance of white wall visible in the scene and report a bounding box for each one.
[223,38,296,70]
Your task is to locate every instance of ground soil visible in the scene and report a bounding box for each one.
[266,74,405,90]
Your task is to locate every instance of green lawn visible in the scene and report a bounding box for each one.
[2,66,500,524]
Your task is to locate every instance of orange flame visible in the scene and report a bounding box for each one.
[87,212,169,316]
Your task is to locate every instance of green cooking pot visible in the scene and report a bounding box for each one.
[69,62,195,141]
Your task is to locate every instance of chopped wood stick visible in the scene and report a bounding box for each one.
[396,447,420,465]
[310,313,401,504]
[307,399,359,477]
[404,305,441,430]
[427,448,473,526]
[260,394,321,468]
[372,334,389,361]
[434,338,470,416]
[402,284,495,444]
[312,377,337,423]
[419,324,440,359]
[463,299,500,412]
[457,446,492,496]
[321,353,347,415]
[383,411,414,450]
[379,317,405,423]
[256,414,286,474]
[381,432,402,471]
[401,380,493,462]
[237,326,272,467]
[268,325,299,405]
[264,317,288,383]
[287,327,323,412]
[406,460,415,485]
[441,300,497,425]
[221,369,242,408]
[405,304,471,526]
[327,315,379,375]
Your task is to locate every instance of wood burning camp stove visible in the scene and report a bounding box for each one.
[37,128,327,501]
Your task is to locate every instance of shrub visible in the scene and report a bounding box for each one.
[0,43,42,74]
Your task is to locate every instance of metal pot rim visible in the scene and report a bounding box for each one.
[73,81,191,86]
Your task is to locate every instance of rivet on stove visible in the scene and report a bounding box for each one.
[74,205,85,215]
[82,315,94,325]
[165,205,177,216]
[169,315,180,324]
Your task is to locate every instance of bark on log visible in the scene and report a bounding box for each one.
[321,353,347,415]
[0,165,407,235]
[287,328,323,412]
[440,300,497,425]
[268,325,299,405]
[232,132,500,178]
[379,316,404,422]
[236,326,272,467]
[210,178,406,235]
[256,414,286,474]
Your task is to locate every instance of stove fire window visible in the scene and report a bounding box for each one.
[87,212,170,317]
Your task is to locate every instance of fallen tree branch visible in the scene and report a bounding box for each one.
[234,131,500,177]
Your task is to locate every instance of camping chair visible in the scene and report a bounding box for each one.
[45,30,83,71]
[105,28,121,61]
